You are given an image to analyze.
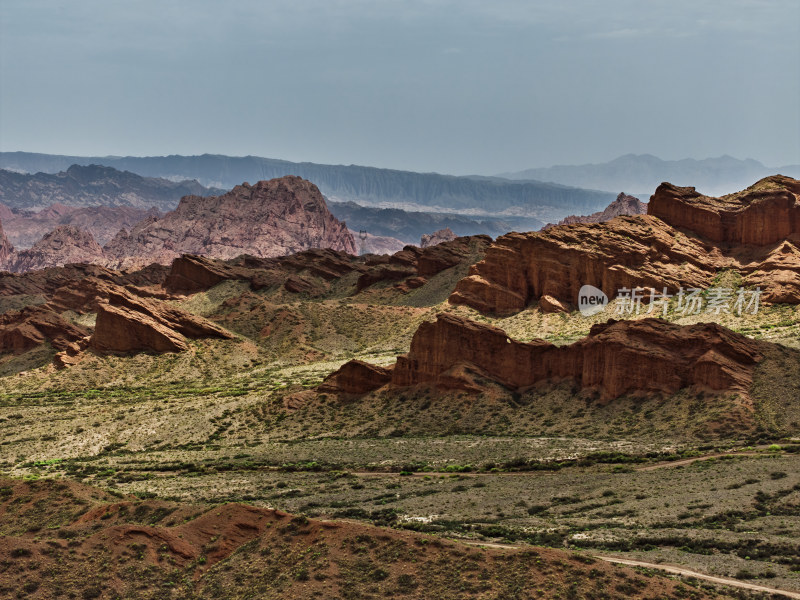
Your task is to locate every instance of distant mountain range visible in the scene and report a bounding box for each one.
[497,154,800,198]
[328,201,543,244]
[0,164,221,212]
[0,152,616,222]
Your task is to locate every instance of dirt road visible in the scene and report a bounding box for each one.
[594,555,800,598]
[635,451,763,471]
[460,540,800,598]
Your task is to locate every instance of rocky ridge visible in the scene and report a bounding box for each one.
[647,175,800,245]
[450,176,800,313]
[0,176,361,273]
[322,313,766,402]
[103,176,357,270]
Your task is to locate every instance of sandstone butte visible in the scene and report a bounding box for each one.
[102,176,357,270]
[450,175,800,313]
[320,313,765,402]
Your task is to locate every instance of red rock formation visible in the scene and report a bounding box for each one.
[5,225,104,273]
[91,288,233,354]
[93,304,190,353]
[162,237,486,297]
[103,176,357,269]
[450,177,800,313]
[357,265,416,292]
[0,263,167,299]
[451,215,713,314]
[420,227,457,248]
[318,360,393,395]
[163,250,367,295]
[546,193,646,229]
[539,295,568,313]
[356,236,491,292]
[331,314,763,402]
[163,255,253,294]
[648,175,800,246]
[0,306,89,354]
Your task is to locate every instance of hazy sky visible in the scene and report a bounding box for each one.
[1,0,798,175]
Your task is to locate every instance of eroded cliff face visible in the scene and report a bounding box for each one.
[449,176,800,313]
[103,176,357,270]
[647,175,800,246]
[323,313,765,402]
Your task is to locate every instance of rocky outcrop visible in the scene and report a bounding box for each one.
[0,219,13,268]
[93,304,190,353]
[5,226,104,273]
[103,176,357,270]
[163,255,254,294]
[318,360,393,395]
[356,236,491,292]
[162,235,490,299]
[0,306,89,354]
[546,193,646,228]
[328,314,764,402]
[0,263,168,299]
[539,295,568,313]
[420,228,457,248]
[0,202,160,248]
[451,215,712,314]
[648,175,800,246]
[91,288,233,354]
[450,177,800,313]
[163,250,367,295]
[48,277,129,314]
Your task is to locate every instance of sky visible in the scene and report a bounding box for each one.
[1,0,798,175]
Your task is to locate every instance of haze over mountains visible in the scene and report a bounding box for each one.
[0,152,616,222]
[0,163,221,212]
[499,154,800,198]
